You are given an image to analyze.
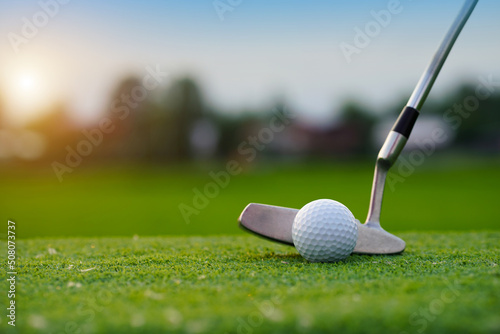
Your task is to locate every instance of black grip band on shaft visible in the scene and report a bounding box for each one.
[391,106,420,138]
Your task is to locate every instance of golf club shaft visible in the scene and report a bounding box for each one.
[365,0,478,227]
[407,0,479,111]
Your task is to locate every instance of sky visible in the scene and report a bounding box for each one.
[0,0,499,126]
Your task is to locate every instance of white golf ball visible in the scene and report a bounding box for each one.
[292,199,358,262]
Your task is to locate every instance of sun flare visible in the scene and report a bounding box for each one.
[3,68,57,126]
[11,71,45,109]
[17,73,38,92]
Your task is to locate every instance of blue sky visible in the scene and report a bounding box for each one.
[0,0,499,125]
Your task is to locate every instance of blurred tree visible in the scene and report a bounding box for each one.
[26,102,78,161]
[445,85,500,150]
[416,84,500,151]
[384,84,500,152]
[163,77,205,160]
[106,76,142,158]
[338,101,377,156]
[111,76,142,102]
[101,75,213,162]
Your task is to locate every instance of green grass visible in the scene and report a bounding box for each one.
[1,158,499,333]
[1,157,500,238]
[2,232,499,333]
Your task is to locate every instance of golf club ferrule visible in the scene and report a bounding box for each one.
[392,106,420,138]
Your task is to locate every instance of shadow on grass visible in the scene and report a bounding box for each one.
[246,251,405,265]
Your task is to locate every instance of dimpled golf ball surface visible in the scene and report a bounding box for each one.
[292,199,358,262]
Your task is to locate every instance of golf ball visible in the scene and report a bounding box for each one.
[292,199,358,262]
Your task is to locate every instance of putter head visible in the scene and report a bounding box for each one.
[239,203,405,255]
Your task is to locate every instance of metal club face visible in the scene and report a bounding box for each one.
[237,0,477,257]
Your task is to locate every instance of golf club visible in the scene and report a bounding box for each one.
[238,0,478,255]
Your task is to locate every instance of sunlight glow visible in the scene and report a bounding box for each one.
[12,71,44,108]
[3,68,56,126]
[18,73,37,92]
